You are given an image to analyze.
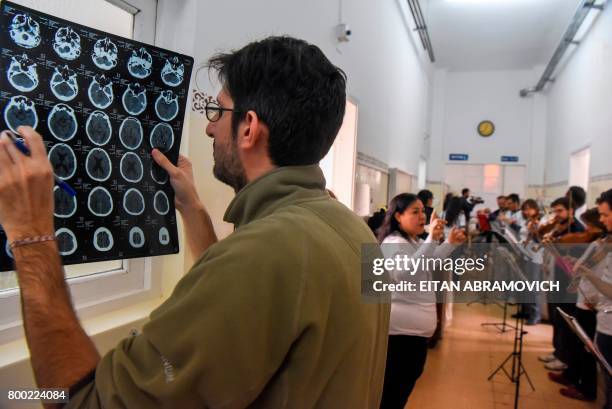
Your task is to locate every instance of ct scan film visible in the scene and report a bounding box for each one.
[0,1,193,270]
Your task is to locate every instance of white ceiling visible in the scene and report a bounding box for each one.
[424,0,582,71]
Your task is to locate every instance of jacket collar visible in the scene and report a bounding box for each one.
[224,165,327,228]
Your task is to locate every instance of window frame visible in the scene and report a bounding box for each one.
[0,0,163,344]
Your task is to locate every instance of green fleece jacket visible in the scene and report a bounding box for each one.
[67,165,389,409]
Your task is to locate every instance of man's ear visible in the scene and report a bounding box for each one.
[238,110,268,149]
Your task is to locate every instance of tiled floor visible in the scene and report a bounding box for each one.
[407,303,603,409]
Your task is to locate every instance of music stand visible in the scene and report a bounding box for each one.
[487,247,535,409]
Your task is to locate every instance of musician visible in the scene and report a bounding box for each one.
[572,189,612,407]
[566,185,587,221]
[488,195,507,222]
[549,208,606,402]
[518,199,542,325]
[499,194,521,231]
[539,197,585,372]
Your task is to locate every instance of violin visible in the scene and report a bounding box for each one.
[555,229,605,244]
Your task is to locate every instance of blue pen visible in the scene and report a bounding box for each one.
[4,131,77,197]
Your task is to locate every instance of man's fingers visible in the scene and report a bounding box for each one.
[17,126,46,158]
[0,133,16,172]
[152,149,178,175]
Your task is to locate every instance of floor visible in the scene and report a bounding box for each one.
[407,303,603,409]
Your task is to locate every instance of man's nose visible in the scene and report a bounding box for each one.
[205,122,214,138]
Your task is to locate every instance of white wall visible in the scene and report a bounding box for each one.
[428,68,547,189]
[175,0,433,175]
[544,4,612,185]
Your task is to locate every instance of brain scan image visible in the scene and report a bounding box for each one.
[88,74,114,109]
[119,117,143,150]
[161,57,184,87]
[154,90,179,121]
[153,190,170,215]
[92,37,118,70]
[123,188,145,216]
[50,65,78,102]
[93,227,114,252]
[127,47,152,79]
[122,83,147,115]
[158,226,170,245]
[86,110,112,146]
[9,14,41,49]
[48,103,77,141]
[55,228,77,256]
[151,163,169,184]
[129,226,145,248]
[86,148,112,182]
[53,185,77,218]
[88,186,113,217]
[150,122,174,152]
[53,27,81,60]
[3,95,38,132]
[48,143,77,180]
[7,54,38,92]
[120,152,143,183]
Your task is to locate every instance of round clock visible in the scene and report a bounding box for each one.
[477,120,495,137]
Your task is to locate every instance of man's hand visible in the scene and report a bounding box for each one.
[152,149,202,213]
[0,127,54,241]
[447,227,467,244]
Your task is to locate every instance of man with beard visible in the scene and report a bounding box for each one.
[0,37,389,408]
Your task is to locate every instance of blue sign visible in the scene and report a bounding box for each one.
[449,153,469,161]
[501,156,519,163]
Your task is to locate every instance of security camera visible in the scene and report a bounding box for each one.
[336,24,351,42]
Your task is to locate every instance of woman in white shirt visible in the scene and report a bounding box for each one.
[377,193,465,409]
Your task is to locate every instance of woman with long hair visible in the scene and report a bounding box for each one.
[378,193,466,408]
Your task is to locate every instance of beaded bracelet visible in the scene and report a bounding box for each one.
[9,235,56,250]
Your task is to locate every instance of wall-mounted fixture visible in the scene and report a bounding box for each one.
[407,0,435,62]
[519,0,605,98]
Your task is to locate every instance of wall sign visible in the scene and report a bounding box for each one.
[449,153,469,161]
[501,156,519,162]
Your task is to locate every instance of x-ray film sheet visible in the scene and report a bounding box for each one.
[0,1,193,270]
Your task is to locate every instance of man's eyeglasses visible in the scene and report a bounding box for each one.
[205,101,241,122]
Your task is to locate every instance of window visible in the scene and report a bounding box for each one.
[0,0,161,343]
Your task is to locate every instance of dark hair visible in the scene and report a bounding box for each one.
[497,195,506,200]
[461,188,470,196]
[443,193,454,211]
[445,197,463,227]
[417,189,433,206]
[507,193,520,204]
[581,207,606,231]
[208,36,347,166]
[367,208,386,235]
[521,199,539,212]
[551,197,570,210]
[566,186,586,210]
[597,189,612,208]
[377,194,420,243]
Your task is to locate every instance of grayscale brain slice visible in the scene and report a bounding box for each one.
[50,65,78,101]
[89,188,112,215]
[161,57,184,87]
[159,227,170,245]
[9,14,41,49]
[121,152,143,182]
[54,186,76,217]
[119,117,143,149]
[154,191,169,214]
[88,74,113,109]
[48,104,77,141]
[53,27,81,60]
[129,226,145,248]
[49,144,76,180]
[92,37,118,70]
[151,163,169,184]
[86,111,112,145]
[155,90,179,121]
[150,123,174,152]
[94,228,113,250]
[7,54,38,92]
[122,83,147,115]
[124,189,144,214]
[56,229,76,255]
[86,149,111,181]
[4,95,37,132]
[127,47,152,79]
